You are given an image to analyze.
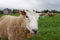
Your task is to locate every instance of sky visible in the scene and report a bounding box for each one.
[0,0,60,11]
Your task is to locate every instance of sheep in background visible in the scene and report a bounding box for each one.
[48,13,56,17]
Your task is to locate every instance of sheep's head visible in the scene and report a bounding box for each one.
[20,10,40,35]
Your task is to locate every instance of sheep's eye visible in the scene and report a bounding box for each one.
[26,16,28,18]
[26,15,30,22]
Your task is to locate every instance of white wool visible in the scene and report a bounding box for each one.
[26,11,40,34]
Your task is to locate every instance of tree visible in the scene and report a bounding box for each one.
[0,10,3,14]
[41,9,49,13]
[50,10,57,13]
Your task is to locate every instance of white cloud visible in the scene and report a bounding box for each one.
[0,0,60,11]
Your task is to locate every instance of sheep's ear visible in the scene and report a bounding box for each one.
[20,11,26,15]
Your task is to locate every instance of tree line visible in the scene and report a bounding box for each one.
[0,8,60,14]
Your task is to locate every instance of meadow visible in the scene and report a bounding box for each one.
[0,13,60,40]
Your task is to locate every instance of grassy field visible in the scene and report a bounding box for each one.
[0,13,60,40]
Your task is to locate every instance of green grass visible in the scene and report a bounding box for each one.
[11,13,20,16]
[30,14,60,40]
[0,13,60,40]
[0,13,20,17]
[0,14,4,17]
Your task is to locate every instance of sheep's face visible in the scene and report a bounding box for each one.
[26,11,40,35]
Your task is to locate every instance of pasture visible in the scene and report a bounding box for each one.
[0,13,60,40]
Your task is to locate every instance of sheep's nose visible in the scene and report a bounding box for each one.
[32,29,37,34]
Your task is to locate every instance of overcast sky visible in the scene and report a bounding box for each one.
[0,0,60,11]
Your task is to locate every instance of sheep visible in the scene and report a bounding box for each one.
[40,13,46,16]
[48,13,56,17]
[0,10,40,40]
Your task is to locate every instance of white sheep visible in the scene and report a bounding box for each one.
[0,10,40,40]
